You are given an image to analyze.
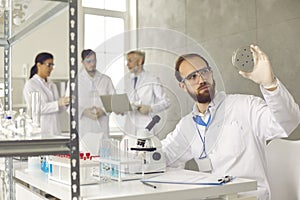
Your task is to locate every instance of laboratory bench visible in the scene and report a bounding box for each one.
[14,166,257,200]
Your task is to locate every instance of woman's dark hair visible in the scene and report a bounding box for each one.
[29,52,53,79]
[81,49,96,61]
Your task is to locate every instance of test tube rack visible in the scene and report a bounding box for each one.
[48,154,99,185]
[99,157,144,182]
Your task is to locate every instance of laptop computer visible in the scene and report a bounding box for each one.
[100,94,132,113]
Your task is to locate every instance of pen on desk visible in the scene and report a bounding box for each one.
[218,175,234,184]
[142,181,157,189]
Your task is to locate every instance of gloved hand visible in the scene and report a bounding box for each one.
[83,107,105,120]
[83,108,98,120]
[58,96,70,107]
[92,106,106,118]
[238,45,277,89]
[137,104,151,115]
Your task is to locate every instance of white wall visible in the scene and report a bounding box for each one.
[11,10,69,78]
[137,0,300,140]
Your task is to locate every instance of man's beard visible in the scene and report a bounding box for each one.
[86,66,96,73]
[130,66,139,73]
[187,81,215,104]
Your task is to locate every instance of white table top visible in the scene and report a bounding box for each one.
[14,167,257,200]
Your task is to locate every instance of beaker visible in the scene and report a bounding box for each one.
[29,91,41,128]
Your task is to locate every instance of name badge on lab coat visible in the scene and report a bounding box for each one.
[196,157,212,172]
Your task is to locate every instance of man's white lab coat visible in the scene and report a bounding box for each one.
[23,74,63,136]
[124,71,170,136]
[77,69,115,137]
[66,69,115,154]
[162,80,300,200]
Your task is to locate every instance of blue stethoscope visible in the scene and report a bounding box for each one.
[193,114,211,159]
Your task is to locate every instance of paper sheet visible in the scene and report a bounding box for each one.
[141,169,230,185]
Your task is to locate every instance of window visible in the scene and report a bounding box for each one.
[84,14,125,85]
[82,0,127,90]
[82,0,126,12]
[82,0,134,133]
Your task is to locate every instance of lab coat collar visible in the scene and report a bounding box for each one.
[33,74,52,85]
[209,91,226,111]
[80,67,103,81]
[192,91,226,117]
[129,69,145,79]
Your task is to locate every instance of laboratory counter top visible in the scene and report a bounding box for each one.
[14,167,257,200]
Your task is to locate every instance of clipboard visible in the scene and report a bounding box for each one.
[141,169,235,186]
[100,94,132,113]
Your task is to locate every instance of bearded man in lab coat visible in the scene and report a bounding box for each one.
[66,49,115,154]
[123,50,170,136]
[161,45,300,200]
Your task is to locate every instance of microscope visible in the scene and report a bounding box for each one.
[98,115,166,181]
[128,115,166,174]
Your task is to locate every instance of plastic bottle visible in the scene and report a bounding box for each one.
[41,156,52,173]
[0,109,5,137]
[2,116,15,138]
[15,108,26,136]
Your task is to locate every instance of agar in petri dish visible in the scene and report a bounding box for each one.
[232,46,254,73]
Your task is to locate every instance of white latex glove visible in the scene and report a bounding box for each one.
[83,108,98,120]
[58,96,70,107]
[92,106,106,118]
[137,104,151,115]
[239,45,276,88]
[83,107,105,120]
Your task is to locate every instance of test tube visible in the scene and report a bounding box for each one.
[111,139,115,160]
[100,139,111,159]
[123,139,128,161]
[107,139,111,159]
[99,140,103,158]
[115,140,120,161]
[122,139,129,176]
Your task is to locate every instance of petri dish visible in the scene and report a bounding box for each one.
[232,46,254,72]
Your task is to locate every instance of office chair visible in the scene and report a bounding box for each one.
[266,139,300,200]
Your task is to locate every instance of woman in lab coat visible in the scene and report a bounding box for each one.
[23,52,69,136]
[162,45,300,200]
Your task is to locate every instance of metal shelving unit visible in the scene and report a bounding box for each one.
[68,0,80,198]
[0,139,70,157]
[0,0,80,199]
[3,1,15,198]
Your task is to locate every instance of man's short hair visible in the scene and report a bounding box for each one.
[127,50,146,65]
[175,53,210,82]
[81,49,96,61]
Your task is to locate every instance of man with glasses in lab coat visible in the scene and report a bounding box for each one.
[161,45,300,200]
[66,49,115,154]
